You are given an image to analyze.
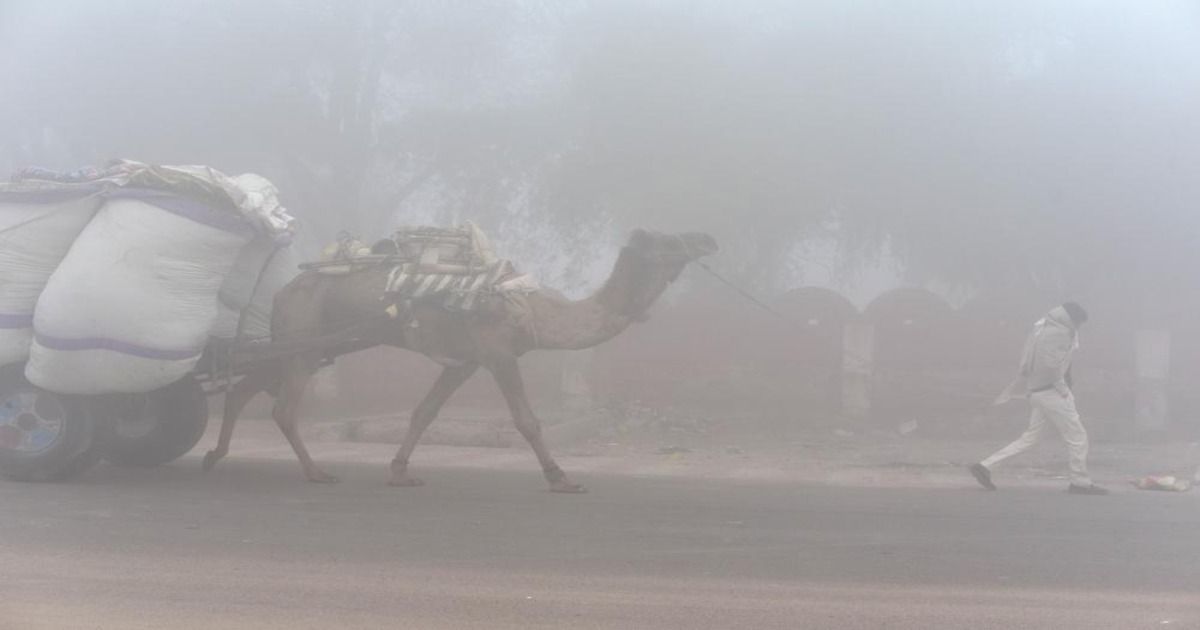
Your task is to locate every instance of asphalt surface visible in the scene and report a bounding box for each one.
[2,450,1199,629]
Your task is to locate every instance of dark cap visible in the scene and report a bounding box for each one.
[1062,302,1088,327]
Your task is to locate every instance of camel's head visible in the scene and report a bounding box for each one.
[619,230,719,320]
[627,229,719,264]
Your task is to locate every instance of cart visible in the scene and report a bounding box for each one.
[0,317,377,482]
[0,224,498,481]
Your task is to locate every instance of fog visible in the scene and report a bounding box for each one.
[2,0,1198,303]
[5,5,1200,626]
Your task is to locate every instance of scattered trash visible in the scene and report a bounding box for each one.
[1133,475,1193,492]
[897,420,919,436]
[656,446,692,455]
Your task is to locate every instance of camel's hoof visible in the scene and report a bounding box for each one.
[306,471,341,484]
[549,480,588,494]
[388,476,425,488]
[201,451,223,472]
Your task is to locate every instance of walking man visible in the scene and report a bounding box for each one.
[969,302,1108,495]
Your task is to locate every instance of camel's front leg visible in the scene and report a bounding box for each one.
[488,358,586,493]
[389,362,479,487]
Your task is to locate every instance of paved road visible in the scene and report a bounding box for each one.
[2,449,1199,629]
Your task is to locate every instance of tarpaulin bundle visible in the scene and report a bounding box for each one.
[0,160,298,395]
[0,183,104,366]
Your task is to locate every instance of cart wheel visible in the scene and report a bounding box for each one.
[103,375,209,467]
[0,364,109,482]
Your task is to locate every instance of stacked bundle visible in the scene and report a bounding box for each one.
[0,161,297,394]
[0,182,105,366]
[379,223,537,312]
[313,222,537,313]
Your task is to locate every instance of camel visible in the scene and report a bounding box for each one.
[201,229,718,492]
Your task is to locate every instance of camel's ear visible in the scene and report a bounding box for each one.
[629,229,654,250]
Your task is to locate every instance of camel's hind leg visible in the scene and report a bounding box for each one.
[273,354,338,483]
[389,362,479,487]
[202,367,276,472]
[488,358,586,494]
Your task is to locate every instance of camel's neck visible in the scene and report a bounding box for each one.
[526,247,679,351]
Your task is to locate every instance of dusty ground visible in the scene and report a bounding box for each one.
[2,418,1198,630]
[2,427,1199,630]
[281,412,1200,490]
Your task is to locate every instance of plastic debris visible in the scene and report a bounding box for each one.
[1133,475,1193,492]
[897,420,919,436]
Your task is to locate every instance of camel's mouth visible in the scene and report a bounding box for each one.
[628,230,719,261]
[686,233,719,258]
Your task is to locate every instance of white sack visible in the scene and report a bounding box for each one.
[0,190,103,367]
[212,238,300,341]
[27,194,253,394]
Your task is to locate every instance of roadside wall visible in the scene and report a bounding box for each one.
[328,286,1200,440]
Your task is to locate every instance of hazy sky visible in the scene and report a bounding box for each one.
[2,0,1197,303]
